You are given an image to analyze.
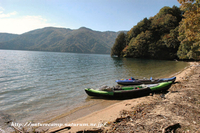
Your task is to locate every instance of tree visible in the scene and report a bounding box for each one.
[124,31,152,58]
[113,6,184,60]
[111,32,126,57]
[156,6,173,18]
[132,31,152,58]
[126,18,151,45]
[151,14,178,35]
[160,27,181,59]
[177,0,200,60]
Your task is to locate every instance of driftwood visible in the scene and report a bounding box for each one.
[115,116,131,123]
[49,126,71,133]
[76,128,103,133]
[162,123,181,133]
[11,125,23,133]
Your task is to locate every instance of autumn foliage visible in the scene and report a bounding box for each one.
[111,2,200,60]
[177,0,200,60]
[111,6,182,60]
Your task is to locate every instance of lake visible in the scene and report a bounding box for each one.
[0,50,188,131]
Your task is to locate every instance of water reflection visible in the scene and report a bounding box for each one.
[111,57,188,79]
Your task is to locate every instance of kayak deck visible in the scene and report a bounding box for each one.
[116,77,176,85]
[85,81,173,99]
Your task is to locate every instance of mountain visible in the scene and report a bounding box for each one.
[0,33,19,43]
[0,27,122,54]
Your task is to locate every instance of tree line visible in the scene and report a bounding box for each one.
[111,0,200,60]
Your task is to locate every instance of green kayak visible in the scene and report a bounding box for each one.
[85,81,173,99]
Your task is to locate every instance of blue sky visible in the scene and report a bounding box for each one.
[0,0,181,34]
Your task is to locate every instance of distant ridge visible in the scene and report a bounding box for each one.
[0,33,19,43]
[0,27,124,54]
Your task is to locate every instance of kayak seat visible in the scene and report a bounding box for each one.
[131,77,135,80]
[113,86,122,90]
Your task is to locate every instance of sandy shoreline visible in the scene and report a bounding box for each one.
[35,61,199,133]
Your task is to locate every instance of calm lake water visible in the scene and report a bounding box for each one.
[0,50,188,131]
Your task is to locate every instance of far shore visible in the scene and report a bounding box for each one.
[33,61,199,133]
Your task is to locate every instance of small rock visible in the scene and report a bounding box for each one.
[125,104,131,106]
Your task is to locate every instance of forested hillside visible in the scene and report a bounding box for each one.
[0,33,18,43]
[111,2,200,60]
[0,27,120,54]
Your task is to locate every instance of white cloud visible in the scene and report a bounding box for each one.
[0,9,60,34]
[0,6,5,11]
[0,11,17,18]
